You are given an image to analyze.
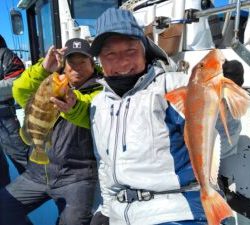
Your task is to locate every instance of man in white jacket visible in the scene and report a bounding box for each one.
[88,8,205,225]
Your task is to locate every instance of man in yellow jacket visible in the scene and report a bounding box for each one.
[0,38,102,225]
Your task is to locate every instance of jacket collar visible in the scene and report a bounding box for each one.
[97,60,165,99]
[70,74,100,91]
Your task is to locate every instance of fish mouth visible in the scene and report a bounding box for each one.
[203,49,226,83]
[52,73,69,97]
[216,49,226,61]
[53,73,68,86]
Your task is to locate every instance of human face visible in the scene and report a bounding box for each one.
[99,36,146,77]
[64,53,94,88]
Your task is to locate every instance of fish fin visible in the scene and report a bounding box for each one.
[44,131,53,149]
[210,130,220,186]
[223,78,250,119]
[29,149,49,165]
[218,100,232,145]
[19,127,32,145]
[45,141,52,149]
[165,87,187,115]
[184,125,190,151]
[201,189,233,225]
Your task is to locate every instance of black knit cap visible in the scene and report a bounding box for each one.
[223,60,244,86]
[64,38,92,58]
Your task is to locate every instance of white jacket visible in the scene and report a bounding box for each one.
[90,60,206,225]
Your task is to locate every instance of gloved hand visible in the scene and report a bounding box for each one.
[50,88,77,113]
[218,175,250,219]
[222,60,244,86]
[42,45,65,73]
[90,211,109,225]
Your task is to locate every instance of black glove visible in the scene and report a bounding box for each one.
[222,60,244,86]
[90,211,109,225]
[218,175,250,219]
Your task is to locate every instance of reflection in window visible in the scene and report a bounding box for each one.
[72,0,118,19]
[71,0,118,36]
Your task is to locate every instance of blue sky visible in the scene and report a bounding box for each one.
[0,0,29,61]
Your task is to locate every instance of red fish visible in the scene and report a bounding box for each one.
[165,49,250,225]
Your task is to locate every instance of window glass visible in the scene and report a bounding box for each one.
[71,0,118,36]
[72,0,118,19]
[39,2,53,53]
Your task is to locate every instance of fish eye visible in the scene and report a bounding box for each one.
[198,63,204,69]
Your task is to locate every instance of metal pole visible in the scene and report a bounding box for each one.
[193,0,250,18]
[234,0,241,40]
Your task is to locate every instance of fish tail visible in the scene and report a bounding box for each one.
[29,149,49,165]
[201,189,233,225]
[19,127,31,145]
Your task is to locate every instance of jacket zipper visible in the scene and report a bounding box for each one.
[122,98,130,152]
[106,104,114,155]
[112,102,122,184]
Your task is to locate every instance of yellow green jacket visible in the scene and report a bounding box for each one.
[12,59,102,129]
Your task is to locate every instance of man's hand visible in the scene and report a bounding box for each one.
[50,89,76,113]
[42,46,66,73]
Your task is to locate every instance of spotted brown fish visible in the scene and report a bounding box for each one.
[20,72,69,164]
